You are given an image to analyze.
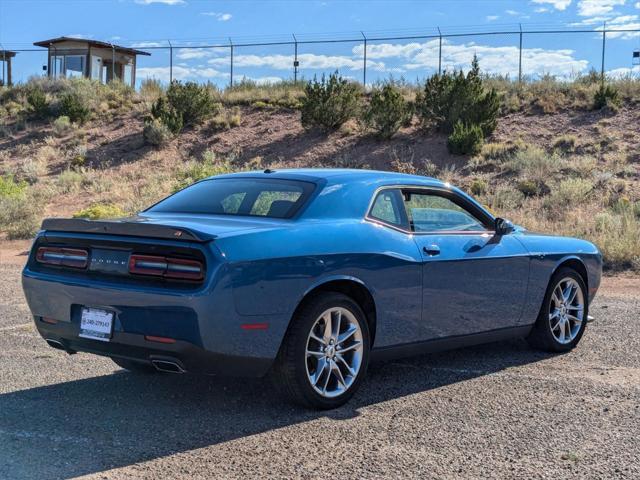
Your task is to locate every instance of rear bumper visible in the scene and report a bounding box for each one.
[34,316,272,377]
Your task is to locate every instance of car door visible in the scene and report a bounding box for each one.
[399,187,530,340]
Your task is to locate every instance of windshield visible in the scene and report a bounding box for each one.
[148,178,316,219]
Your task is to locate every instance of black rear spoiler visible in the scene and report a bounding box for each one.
[40,218,213,243]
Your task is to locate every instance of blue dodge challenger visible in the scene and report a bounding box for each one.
[22,169,602,409]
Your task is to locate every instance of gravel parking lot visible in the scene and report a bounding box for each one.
[0,261,638,479]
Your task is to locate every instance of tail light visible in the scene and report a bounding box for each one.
[36,247,88,269]
[128,254,204,281]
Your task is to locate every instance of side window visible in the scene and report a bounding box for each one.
[250,190,303,217]
[402,191,487,233]
[369,189,406,228]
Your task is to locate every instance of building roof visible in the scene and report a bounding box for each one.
[33,37,151,56]
[0,50,17,58]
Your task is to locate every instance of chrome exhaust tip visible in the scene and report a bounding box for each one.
[151,359,185,374]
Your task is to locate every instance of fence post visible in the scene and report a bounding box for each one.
[229,38,234,88]
[168,39,173,83]
[293,34,298,83]
[361,31,367,87]
[601,22,606,82]
[1,47,5,85]
[518,24,523,83]
[437,27,442,75]
[111,44,115,82]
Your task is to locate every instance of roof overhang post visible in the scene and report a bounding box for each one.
[168,39,173,83]
[360,31,367,87]
[111,43,116,83]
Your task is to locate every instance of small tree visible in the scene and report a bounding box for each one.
[150,96,183,134]
[364,83,412,139]
[447,121,483,156]
[301,72,361,131]
[593,83,620,110]
[26,87,50,118]
[59,92,90,124]
[166,81,220,126]
[416,56,499,137]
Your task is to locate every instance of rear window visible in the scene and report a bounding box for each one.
[147,178,315,219]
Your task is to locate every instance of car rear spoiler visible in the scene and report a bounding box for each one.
[40,218,213,243]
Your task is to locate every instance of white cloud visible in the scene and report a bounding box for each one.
[131,41,165,48]
[351,39,588,78]
[578,0,625,17]
[201,11,232,21]
[505,9,520,15]
[535,7,550,12]
[532,0,572,10]
[239,76,284,85]
[606,66,640,77]
[137,66,229,82]
[636,1,640,7]
[486,15,500,21]
[207,53,384,71]
[176,47,229,60]
[135,0,185,5]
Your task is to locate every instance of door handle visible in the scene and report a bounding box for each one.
[423,245,440,256]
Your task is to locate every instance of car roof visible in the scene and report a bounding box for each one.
[209,168,447,188]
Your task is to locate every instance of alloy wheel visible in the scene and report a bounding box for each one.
[549,277,585,345]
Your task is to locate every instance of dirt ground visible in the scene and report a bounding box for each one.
[0,260,638,479]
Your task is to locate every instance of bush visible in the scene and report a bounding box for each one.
[447,121,483,155]
[59,92,90,123]
[52,115,73,137]
[416,56,500,136]
[364,84,412,139]
[594,83,620,110]
[143,118,173,146]
[73,204,127,220]
[0,174,28,197]
[516,179,549,197]
[301,72,361,131]
[552,134,577,154]
[165,81,220,127]
[26,87,50,118]
[0,194,39,239]
[150,96,183,134]
[469,178,488,196]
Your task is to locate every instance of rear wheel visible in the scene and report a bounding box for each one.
[112,357,157,374]
[527,267,588,352]
[273,292,370,409]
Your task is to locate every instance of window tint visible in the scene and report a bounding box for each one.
[369,189,406,228]
[402,191,486,233]
[148,178,315,219]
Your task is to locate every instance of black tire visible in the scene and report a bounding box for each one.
[527,267,588,352]
[272,292,371,410]
[112,357,157,374]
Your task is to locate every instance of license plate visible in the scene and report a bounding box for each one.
[79,308,114,342]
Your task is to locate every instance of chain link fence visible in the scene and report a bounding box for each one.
[3,25,640,88]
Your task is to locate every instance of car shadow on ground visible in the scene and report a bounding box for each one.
[0,339,552,479]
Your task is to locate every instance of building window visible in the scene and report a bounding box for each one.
[51,56,64,78]
[65,55,85,78]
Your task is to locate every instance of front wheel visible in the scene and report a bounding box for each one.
[527,267,588,352]
[273,292,370,409]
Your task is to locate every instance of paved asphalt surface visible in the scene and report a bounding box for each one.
[0,262,638,479]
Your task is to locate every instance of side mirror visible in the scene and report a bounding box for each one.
[494,217,515,235]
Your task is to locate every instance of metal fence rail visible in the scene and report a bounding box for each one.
[3,24,640,87]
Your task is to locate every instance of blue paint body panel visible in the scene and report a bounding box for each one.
[21,169,603,377]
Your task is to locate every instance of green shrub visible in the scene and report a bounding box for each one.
[59,92,90,123]
[594,83,620,110]
[447,121,483,155]
[150,96,183,134]
[516,179,549,197]
[505,145,562,181]
[301,72,361,131]
[0,174,28,198]
[416,56,499,136]
[165,81,220,127]
[73,203,126,220]
[364,83,412,139]
[552,134,577,154]
[26,87,50,118]
[469,178,488,196]
[0,194,39,239]
[52,115,73,137]
[56,169,84,193]
[143,118,173,147]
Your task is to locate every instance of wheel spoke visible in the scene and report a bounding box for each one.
[331,360,346,388]
[337,340,362,354]
[312,358,328,386]
[332,310,342,339]
[567,285,578,305]
[309,332,327,346]
[558,321,566,343]
[567,304,583,312]
[567,314,582,325]
[338,325,357,344]
[336,353,355,376]
[552,289,563,307]
[321,363,332,393]
[322,313,332,344]
[306,349,324,358]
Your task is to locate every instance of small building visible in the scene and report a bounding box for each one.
[33,37,150,87]
[0,50,17,86]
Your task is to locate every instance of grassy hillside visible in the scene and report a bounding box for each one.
[0,75,639,271]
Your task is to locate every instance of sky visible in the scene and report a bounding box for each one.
[1,0,640,86]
